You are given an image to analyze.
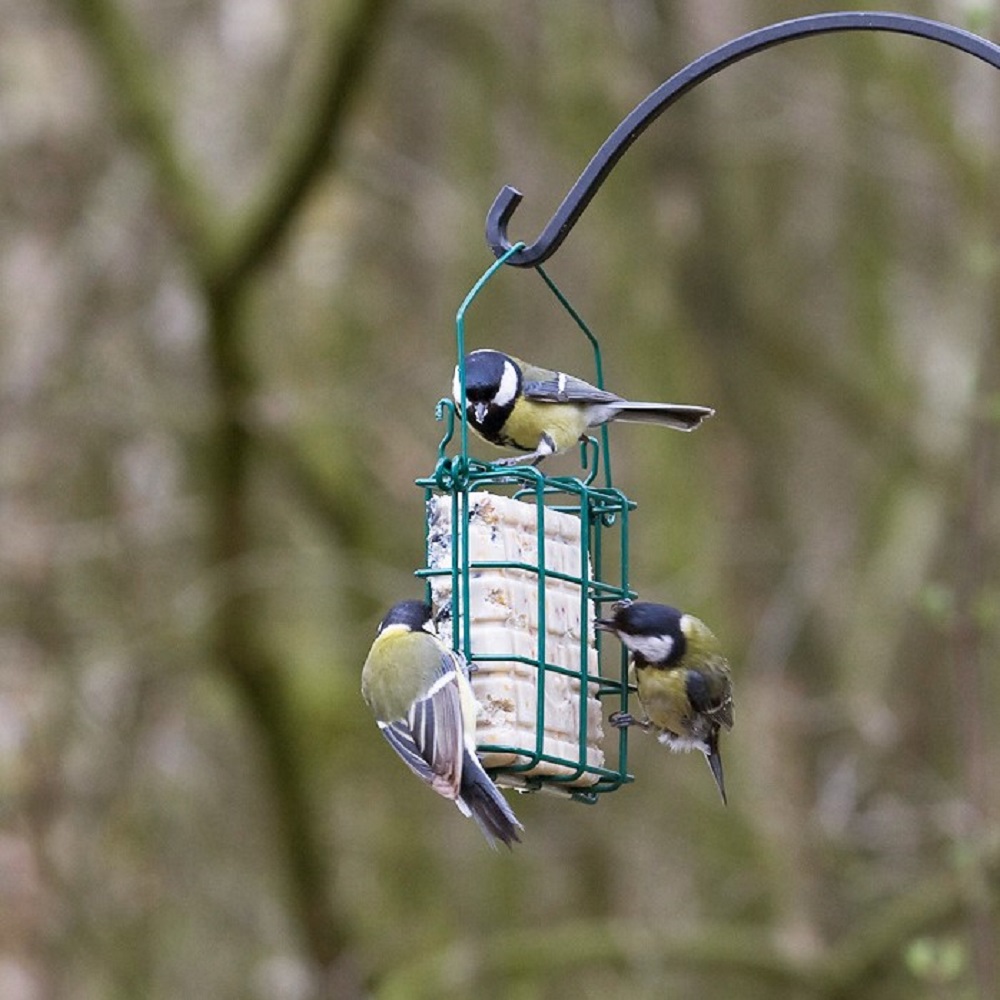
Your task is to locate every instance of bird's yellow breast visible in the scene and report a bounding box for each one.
[502,399,590,454]
[635,666,693,737]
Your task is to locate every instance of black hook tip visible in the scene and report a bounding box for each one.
[486,185,524,261]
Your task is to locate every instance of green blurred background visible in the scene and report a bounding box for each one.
[2,0,999,997]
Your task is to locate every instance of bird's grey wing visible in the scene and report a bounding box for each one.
[379,721,439,785]
[712,694,735,730]
[522,370,623,406]
[686,668,735,730]
[378,658,467,797]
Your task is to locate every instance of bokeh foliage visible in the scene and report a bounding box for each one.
[2,0,999,997]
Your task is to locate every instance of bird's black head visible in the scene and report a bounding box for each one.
[377,599,433,635]
[595,600,686,666]
[454,350,522,437]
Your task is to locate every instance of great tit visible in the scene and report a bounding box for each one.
[453,349,714,466]
[361,599,523,847]
[596,600,734,804]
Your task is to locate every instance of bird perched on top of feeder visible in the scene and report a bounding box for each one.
[453,349,714,466]
[596,600,734,804]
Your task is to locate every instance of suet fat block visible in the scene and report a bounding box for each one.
[426,492,605,787]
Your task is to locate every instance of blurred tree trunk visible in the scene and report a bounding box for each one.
[66,0,396,993]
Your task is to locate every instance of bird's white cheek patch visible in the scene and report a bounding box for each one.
[494,360,519,408]
[452,366,463,405]
[621,633,675,663]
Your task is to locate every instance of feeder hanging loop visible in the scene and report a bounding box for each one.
[486,11,1000,267]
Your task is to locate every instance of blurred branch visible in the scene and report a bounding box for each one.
[257,428,386,618]
[198,0,396,982]
[68,0,395,290]
[259,429,371,554]
[204,295,351,977]
[63,0,217,266]
[207,0,395,292]
[375,836,1000,998]
[69,0,399,993]
[203,291,349,987]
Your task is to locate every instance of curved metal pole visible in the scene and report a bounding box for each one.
[487,11,1000,267]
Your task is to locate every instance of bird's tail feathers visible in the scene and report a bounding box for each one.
[609,401,714,432]
[459,752,523,848]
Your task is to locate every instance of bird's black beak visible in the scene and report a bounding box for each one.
[473,401,489,424]
[594,618,614,632]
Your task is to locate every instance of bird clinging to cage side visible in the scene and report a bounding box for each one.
[453,349,714,466]
[361,599,523,847]
[596,600,734,804]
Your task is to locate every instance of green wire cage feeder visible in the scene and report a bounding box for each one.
[416,246,636,803]
[411,10,1000,806]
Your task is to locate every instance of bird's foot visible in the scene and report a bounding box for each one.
[492,434,554,468]
[609,711,639,730]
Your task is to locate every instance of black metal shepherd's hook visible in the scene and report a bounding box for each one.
[487,11,1000,267]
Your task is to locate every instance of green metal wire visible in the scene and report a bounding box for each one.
[535,264,614,489]
[452,243,526,478]
[416,252,636,801]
